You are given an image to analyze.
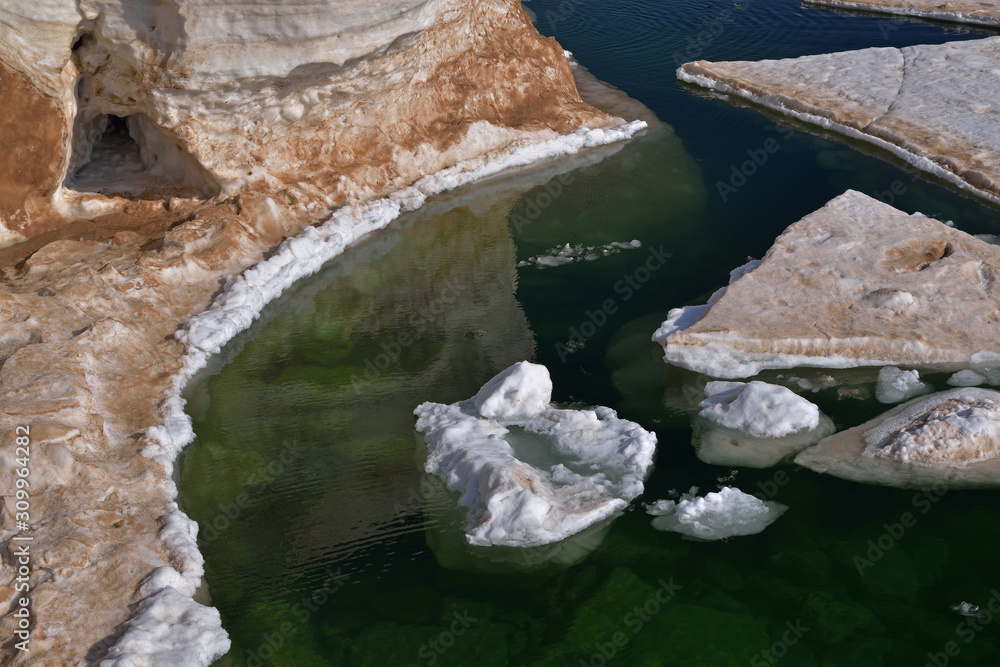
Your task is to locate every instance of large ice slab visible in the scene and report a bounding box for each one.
[647,487,787,540]
[653,190,1000,378]
[692,381,834,468]
[796,388,1000,488]
[414,362,656,547]
[804,0,1000,28]
[678,38,1000,206]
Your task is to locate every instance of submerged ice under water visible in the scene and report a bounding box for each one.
[179,1,1000,665]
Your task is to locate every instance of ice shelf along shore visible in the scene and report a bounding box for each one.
[796,388,1000,488]
[677,37,1000,206]
[414,362,657,548]
[652,190,1000,379]
[647,487,787,540]
[692,381,834,468]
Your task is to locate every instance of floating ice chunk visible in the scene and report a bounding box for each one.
[876,367,930,403]
[948,369,986,387]
[647,486,787,540]
[698,381,820,438]
[517,240,642,269]
[415,362,656,548]
[473,360,552,420]
[952,601,981,617]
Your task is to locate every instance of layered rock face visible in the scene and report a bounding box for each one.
[654,190,1000,378]
[0,1,638,665]
[677,38,1000,206]
[0,0,615,241]
[803,0,1000,27]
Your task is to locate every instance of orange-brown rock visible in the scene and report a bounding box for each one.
[0,1,645,664]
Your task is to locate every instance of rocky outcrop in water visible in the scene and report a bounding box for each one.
[677,37,1000,206]
[654,190,1000,378]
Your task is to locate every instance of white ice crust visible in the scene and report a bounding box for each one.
[647,486,787,540]
[863,388,1000,465]
[876,366,930,404]
[652,259,759,347]
[698,380,820,438]
[948,369,986,387]
[414,362,656,547]
[473,361,553,420]
[133,120,646,665]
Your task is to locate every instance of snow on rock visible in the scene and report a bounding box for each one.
[647,487,787,540]
[652,191,1000,378]
[414,362,656,547]
[876,367,930,404]
[98,588,230,667]
[796,388,1000,488]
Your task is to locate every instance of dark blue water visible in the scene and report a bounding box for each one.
[183,2,1000,666]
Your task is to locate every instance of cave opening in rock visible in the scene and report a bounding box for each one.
[65,105,220,199]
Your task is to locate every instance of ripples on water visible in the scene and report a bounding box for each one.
[183,1,1000,665]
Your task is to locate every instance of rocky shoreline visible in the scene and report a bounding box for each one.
[0,1,647,664]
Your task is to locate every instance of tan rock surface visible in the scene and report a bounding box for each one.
[0,1,646,665]
[654,190,1000,378]
[804,0,1000,27]
[678,37,1000,206]
[796,388,1000,488]
[0,0,619,241]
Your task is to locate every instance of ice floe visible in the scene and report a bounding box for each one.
[414,361,656,547]
[876,367,930,404]
[517,240,642,268]
[647,486,787,540]
[692,381,834,468]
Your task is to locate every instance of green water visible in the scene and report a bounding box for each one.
[182,1,1000,665]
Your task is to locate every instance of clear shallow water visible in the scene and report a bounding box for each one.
[183,1,1000,665]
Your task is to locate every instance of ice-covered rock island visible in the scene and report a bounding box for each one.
[414,362,657,547]
[653,191,1000,378]
[796,388,1000,488]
